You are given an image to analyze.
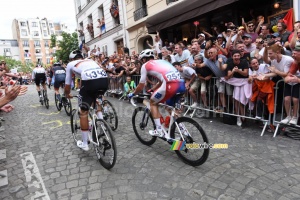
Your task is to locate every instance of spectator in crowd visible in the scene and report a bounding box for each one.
[198,33,207,53]
[277,22,291,47]
[289,24,300,50]
[111,60,125,94]
[263,43,295,124]
[242,34,256,53]
[146,31,162,59]
[123,76,136,97]
[174,43,190,67]
[187,41,200,68]
[250,36,265,62]
[248,58,273,119]
[243,21,258,42]
[173,62,198,107]
[223,50,250,127]
[259,24,272,39]
[194,54,213,108]
[161,47,175,63]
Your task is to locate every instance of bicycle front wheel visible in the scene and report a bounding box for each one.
[102,100,118,131]
[63,98,72,116]
[93,119,117,170]
[170,117,209,166]
[132,107,156,145]
[70,109,81,143]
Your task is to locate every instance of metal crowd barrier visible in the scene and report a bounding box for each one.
[272,79,300,137]
[108,75,300,137]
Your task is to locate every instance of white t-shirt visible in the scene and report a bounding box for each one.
[270,55,293,73]
[180,66,196,79]
[248,64,270,76]
[174,50,190,67]
[154,39,162,54]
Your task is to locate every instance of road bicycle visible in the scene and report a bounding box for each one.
[130,93,209,166]
[98,95,118,131]
[70,93,117,170]
[39,86,49,109]
[54,83,72,116]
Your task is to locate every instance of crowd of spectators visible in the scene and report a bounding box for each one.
[0,60,28,117]
[80,16,300,128]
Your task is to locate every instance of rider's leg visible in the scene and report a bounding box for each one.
[79,109,89,149]
[150,100,162,131]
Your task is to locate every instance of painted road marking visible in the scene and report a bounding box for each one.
[38,111,60,116]
[42,120,63,129]
[20,152,50,200]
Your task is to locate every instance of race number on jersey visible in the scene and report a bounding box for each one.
[81,68,107,80]
[165,71,181,81]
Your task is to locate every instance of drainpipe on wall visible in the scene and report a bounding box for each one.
[119,0,129,48]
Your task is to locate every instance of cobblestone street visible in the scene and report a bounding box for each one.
[0,85,300,200]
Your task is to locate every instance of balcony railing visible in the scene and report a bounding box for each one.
[166,0,179,4]
[133,5,148,21]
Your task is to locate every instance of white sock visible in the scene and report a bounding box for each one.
[154,118,162,130]
[81,131,89,146]
[97,112,103,119]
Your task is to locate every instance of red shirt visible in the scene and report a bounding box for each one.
[289,62,300,74]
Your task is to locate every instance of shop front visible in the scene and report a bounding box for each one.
[145,0,293,45]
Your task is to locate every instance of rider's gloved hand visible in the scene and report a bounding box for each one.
[127,93,134,99]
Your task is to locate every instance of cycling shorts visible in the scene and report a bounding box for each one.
[78,78,109,111]
[54,75,66,89]
[35,73,46,86]
[151,81,185,104]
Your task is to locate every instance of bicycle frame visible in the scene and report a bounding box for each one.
[132,95,189,141]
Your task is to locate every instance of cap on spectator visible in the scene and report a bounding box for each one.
[242,34,252,39]
[198,33,205,38]
[271,33,280,38]
[217,34,223,38]
[294,45,300,51]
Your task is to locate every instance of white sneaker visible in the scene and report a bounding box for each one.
[280,116,291,124]
[190,102,199,108]
[76,141,89,151]
[289,117,298,125]
[237,117,242,127]
[149,129,164,137]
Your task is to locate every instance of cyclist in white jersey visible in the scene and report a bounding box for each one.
[64,50,109,151]
[32,64,47,102]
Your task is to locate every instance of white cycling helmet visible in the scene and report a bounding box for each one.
[138,49,154,60]
[69,50,83,59]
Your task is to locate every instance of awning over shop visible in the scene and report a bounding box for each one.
[146,0,238,33]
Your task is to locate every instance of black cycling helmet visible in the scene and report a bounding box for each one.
[69,50,83,59]
[53,62,61,66]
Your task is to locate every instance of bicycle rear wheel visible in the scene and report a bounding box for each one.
[170,117,209,166]
[44,91,49,109]
[93,119,117,170]
[132,107,156,145]
[55,94,62,111]
[63,97,72,116]
[70,109,81,143]
[102,100,118,131]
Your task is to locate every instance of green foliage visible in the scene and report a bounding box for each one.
[50,34,57,48]
[54,32,79,63]
[0,56,34,73]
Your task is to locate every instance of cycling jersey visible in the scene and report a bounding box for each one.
[65,60,108,85]
[65,59,108,111]
[32,67,46,86]
[140,60,185,104]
